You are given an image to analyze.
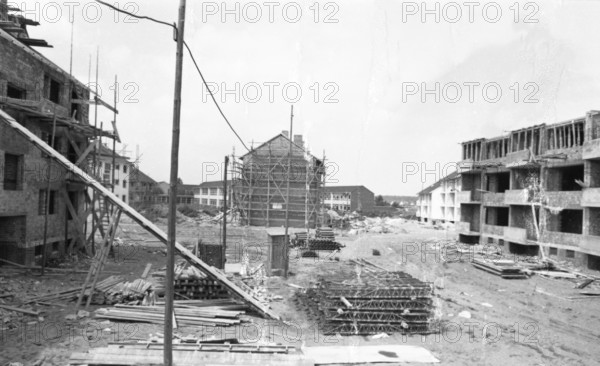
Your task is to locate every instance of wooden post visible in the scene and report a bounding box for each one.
[222,156,229,269]
[165,1,186,365]
[91,48,99,256]
[41,109,57,275]
[111,75,118,198]
[283,105,293,279]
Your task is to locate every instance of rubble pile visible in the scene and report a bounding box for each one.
[347,217,410,235]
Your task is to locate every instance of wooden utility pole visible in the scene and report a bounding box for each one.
[165,1,186,365]
[222,156,229,269]
[111,75,118,198]
[283,105,294,278]
[91,48,99,255]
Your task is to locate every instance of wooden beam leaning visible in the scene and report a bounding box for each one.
[86,208,122,308]
[60,189,87,254]
[0,109,280,320]
[76,139,100,166]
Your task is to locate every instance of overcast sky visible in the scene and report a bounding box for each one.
[18,0,600,195]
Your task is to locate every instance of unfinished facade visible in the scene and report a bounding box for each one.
[0,3,114,265]
[457,111,600,269]
[232,132,325,228]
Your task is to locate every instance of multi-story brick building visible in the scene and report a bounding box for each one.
[456,111,600,270]
[323,185,374,213]
[0,1,113,264]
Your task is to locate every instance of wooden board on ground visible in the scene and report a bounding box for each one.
[69,349,312,366]
[301,345,440,364]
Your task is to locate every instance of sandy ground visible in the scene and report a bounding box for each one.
[1,217,599,366]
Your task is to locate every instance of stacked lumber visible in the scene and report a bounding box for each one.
[295,269,436,335]
[472,258,528,279]
[95,301,246,327]
[23,276,124,304]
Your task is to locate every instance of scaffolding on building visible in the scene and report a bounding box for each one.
[229,139,327,230]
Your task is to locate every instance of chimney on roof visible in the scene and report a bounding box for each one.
[282,130,289,138]
[294,134,303,147]
[0,0,8,21]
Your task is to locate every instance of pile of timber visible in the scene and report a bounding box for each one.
[95,300,248,327]
[21,276,156,305]
[472,258,528,279]
[295,269,436,335]
[23,276,124,304]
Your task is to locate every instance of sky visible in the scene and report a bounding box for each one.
[16,0,600,195]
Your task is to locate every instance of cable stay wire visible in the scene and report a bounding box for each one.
[95,0,251,152]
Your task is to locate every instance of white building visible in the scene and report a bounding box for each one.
[194,180,231,208]
[96,145,131,203]
[417,172,461,224]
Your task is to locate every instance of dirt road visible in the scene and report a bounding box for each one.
[1,218,599,365]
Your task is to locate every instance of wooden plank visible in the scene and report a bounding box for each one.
[0,108,279,320]
[0,304,40,316]
[302,345,439,364]
[75,139,99,166]
[141,263,153,279]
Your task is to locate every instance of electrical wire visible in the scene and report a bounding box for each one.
[182,41,250,152]
[95,0,251,152]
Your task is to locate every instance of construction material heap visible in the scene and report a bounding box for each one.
[296,269,436,335]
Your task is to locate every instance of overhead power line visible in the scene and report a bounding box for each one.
[95,1,251,152]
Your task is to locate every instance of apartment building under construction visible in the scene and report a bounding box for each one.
[231,131,325,228]
[456,110,600,269]
[0,1,116,265]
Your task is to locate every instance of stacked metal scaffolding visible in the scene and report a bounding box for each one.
[229,139,326,229]
[296,270,436,335]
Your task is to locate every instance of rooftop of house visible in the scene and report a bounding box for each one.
[197,180,225,189]
[241,131,321,162]
[417,171,460,196]
[97,144,130,160]
[324,185,373,195]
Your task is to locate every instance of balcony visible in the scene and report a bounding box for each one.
[456,221,470,233]
[457,190,480,204]
[541,231,581,248]
[482,224,505,237]
[505,190,532,205]
[544,191,582,209]
[582,188,600,207]
[482,192,506,206]
[582,139,600,160]
[1,97,71,120]
[504,227,527,244]
[580,235,600,256]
